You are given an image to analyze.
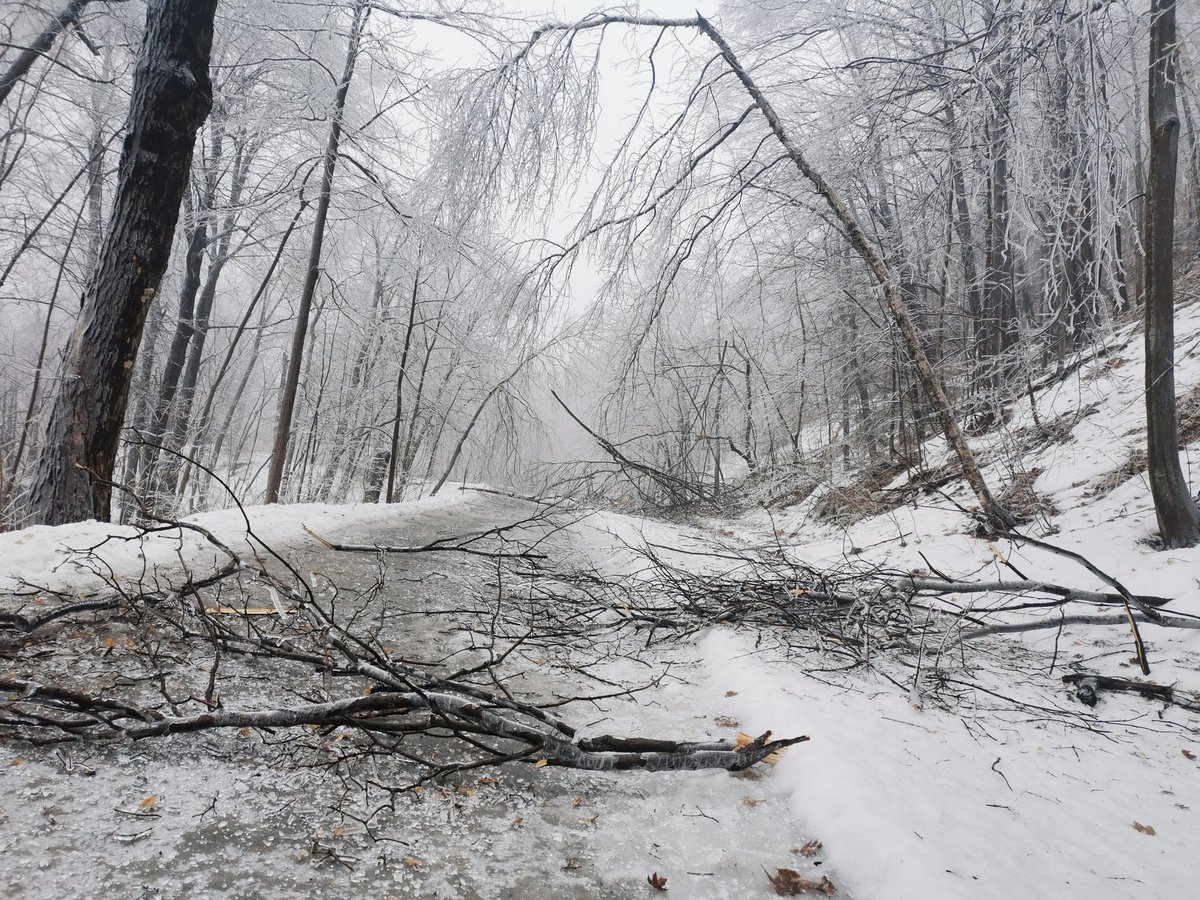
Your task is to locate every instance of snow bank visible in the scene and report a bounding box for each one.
[704,629,1198,900]
[0,493,476,595]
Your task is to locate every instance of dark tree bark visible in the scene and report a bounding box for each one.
[151,137,253,506]
[26,0,218,525]
[132,200,208,493]
[1144,0,1200,548]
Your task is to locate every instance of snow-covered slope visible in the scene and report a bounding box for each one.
[694,304,1200,899]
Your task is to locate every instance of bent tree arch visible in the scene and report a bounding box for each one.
[506,12,1014,529]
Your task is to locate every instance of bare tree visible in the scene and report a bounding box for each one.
[264,0,368,504]
[1143,0,1200,548]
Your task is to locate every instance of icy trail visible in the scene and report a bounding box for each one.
[0,495,840,899]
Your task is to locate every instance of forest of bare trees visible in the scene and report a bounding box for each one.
[6,4,1200,896]
[0,0,1198,543]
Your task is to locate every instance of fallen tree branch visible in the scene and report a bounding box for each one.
[552,390,715,506]
[1002,531,1158,675]
[1063,672,1200,713]
[305,526,548,560]
[961,612,1200,641]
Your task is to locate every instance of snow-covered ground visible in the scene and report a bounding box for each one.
[681,304,1200,898]
[4,309,1200,899]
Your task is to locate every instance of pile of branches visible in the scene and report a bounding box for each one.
[0,503,803,783]
[531,533,1198,679]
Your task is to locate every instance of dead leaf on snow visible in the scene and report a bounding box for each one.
[647,872,668,891]
[138,794,158,810]
[402,856,423,867]
[1183,749,1196,760]
[767,869,837,895]
[1132,821,1157,836]
[714,715,739,728]
[724,690,739,697]
[791,840,822,857]
[742,797,764,808]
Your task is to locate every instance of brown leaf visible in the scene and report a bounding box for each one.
[402,856,422,867]
[767,869,837,895]
[477,777,499,784]
[742,797,764,808]
[457,786,476,798]
[792,840,823,858]
[511,816,524,828]
[138,794,158,810]
[572,796,583,808]
[1132,821,1157,836]
[533,758,549,768]
[725,690,739,697]
[732,768,762,781]
[647,872,668,891]
[714,715,740,728]
[1183,749,1196,761]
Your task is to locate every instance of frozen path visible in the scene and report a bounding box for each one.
[0,493,840,899]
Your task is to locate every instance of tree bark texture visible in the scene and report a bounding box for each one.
[1144,0,1200,548]
[27,0,217,525]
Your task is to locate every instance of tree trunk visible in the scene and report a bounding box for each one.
[1144,0,1200,548]
[26,0,217,526]
[982,78,1018,395]
[384,271,422,503]
[264,0,367,504]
